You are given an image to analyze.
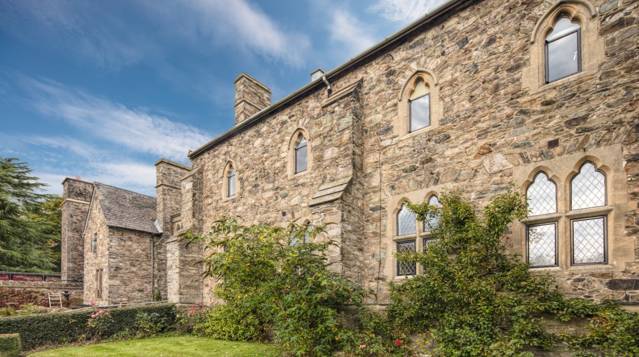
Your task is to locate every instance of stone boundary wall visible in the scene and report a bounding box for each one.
[0,280,83,308]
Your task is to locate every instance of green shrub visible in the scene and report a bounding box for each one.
[175,305,207,334]
[0,303,176,350]
[389,192,639,355]
[0,334,21,357]
[189,219,399,356]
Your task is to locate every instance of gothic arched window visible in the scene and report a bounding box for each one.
[294,134,308,174]
[525,171,558,267]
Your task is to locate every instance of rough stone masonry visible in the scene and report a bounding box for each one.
[59,0,638,308]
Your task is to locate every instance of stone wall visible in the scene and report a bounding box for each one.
[234,73,271,125]
[107,227,156,304]
[186,0,638,306]
[155,159,190,300]
[0,280,83,308]
[61,178,93,283]
[82,193,110,305]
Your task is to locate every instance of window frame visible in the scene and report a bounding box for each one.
[570,215,608,266]
[544,20,582,84]
[526,221,559,268]
[294,134,308,174]
[569,161,607,211]
[408,93,431,133]
[396,239,417,277]
[227,167,236,198]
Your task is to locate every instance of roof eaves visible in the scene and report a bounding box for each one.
[188,0,475,159]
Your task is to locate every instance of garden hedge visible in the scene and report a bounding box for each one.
[0,303,175,351]
[0,333,21,357]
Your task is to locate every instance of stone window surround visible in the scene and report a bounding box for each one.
[287,128,312,178]
[522,0,603,92]
[221,160,239,200]
[388,190,445,279]
[513,145,631,274]
[395,70,442,138]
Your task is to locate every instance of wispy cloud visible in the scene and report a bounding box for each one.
[370,0,448,23]
[143,0,311,66]
[25,136,103,160]
[20,77,208,161]
[327,9,377,57]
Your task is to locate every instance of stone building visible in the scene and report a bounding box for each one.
[62,0,639,306]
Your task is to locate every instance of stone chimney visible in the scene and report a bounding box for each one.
[61,178,94,283]
[155,159,191,234]
[234,73,271,125]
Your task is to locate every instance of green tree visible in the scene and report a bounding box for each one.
[0,157,61,272]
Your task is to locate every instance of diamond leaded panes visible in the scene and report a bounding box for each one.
[527,172,557,216]
[571,162,606,209]
[424,195,442,231]
[396,240,416,276]
[397,204,416,236]
[527,223,557,267]
[572,217,606,264]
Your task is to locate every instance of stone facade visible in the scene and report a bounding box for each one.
[61,179,93,282]
[62,0,639,308]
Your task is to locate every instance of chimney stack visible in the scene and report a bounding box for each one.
[234,73,271,125]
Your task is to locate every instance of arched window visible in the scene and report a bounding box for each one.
[409,79,430,132]
[397,204,416,236]
[423,195,441,232]
[570,161,607,264]
[525,171,558,267]
[294,134,308,174]
[527,172,557,216]
[571,162,605,209]
[397,70,440,136]
[545,16,581,83]
[395,203,417,276]
[223,162,237,199]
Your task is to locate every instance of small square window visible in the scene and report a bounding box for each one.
[526,223,557,267]
[572,216,606,265]
[396,240,416,276]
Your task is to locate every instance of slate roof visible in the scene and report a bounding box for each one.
[94,183,159,234]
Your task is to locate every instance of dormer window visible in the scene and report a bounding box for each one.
[545,16,581,83]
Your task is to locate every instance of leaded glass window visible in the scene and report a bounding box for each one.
[423,195,441,231]
[527,172,557,216]
[397,204,416,236]
[227,166,236,198]
[294,135,308,174]
[545,16,581,83]
[409,79,430,132]
[571,162,605,210]
[396,240,416,276]
[527,223,557,267]
[572,217,606,264]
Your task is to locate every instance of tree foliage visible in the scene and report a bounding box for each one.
[0,157,62,272]
[391,192,639,356]
[189,219,400,356]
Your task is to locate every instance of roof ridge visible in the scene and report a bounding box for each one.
[94,182,156,199]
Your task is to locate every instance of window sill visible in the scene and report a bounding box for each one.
[528,266,561,272]
[521,213,562,224]
[566,206,613,219]
[567,264,614,273]
[289,169,310,180]
[399,125,439,141]
[393,235,417,241]
[530,71,594,95]
[222,195,238,202]
[393,275,416,281]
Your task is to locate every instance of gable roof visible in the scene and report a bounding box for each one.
[94,183,159,234]
[188,0,476,159]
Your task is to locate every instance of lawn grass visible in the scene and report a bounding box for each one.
[29,335,280,357]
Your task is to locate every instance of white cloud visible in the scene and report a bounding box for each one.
[370,0,448,23]
[328,9,377,56]
[21,77,209,161]
[25,136,102,160]
[139,0,311,66]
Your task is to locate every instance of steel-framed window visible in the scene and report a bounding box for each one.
[545,16,582,83]
[525,171,559,267]
[569,161,608,265]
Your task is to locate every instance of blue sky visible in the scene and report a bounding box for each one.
[0,0,445,195]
